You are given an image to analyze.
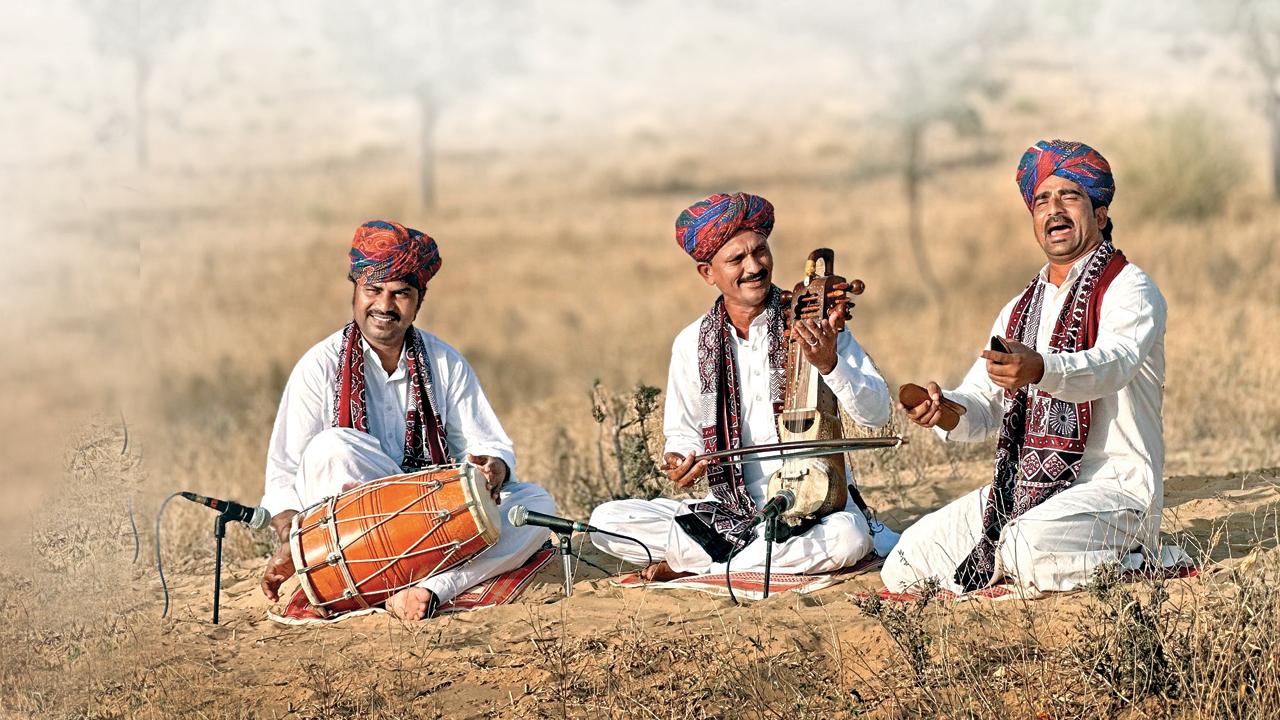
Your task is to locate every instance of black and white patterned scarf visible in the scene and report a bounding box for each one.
[332,322,451,471]
[685,286,788,544]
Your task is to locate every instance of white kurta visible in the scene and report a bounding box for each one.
[590,309,894,574]
[261,327,557,605]
[881,250,1183,594]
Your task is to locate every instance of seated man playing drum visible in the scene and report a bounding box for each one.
[259,220,557,620]
[590,193,894,581]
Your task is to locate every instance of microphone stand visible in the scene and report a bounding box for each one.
[212,513,228,624]
[762,514,777,599]
[558,532,573,598]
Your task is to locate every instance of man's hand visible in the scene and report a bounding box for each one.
[466,454,509,503]
[981,337,1044,391]
[792,306,846,375]
[261,541,295,603]
[269,509,298,544]
[385,587,436,620]
[900,381,949,429]
[661,452,709,489]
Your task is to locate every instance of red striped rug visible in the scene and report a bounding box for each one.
[612,554,884,600]
[438,547,555,613]
[268,547,555,625]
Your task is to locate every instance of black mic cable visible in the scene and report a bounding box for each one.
[593,527,654,573]
[724,524,755,605]
[154,492,182,618]
[507,505,654,576]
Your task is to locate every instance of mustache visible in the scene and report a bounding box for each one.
[367,309,400,321]
[739,270,769,285]
[1044,214,1074,233]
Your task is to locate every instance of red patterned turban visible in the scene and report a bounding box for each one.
[1016,140,1115,212]
[674,192,775,262]
[348,220,442,291]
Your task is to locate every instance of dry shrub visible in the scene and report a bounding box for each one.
[533,381,669,517]
[1073,558,1280,719]
[1118,106,1248,222]
[846,551,1280,720]
[1073,566,1178,707]
[851,578,942,683]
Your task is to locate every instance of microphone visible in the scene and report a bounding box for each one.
[180,492,271,530]
[507,505,598,534]
[749,489,796,527]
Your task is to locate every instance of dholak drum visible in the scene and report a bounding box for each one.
[289,463,500,617]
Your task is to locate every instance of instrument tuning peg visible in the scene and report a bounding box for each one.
[779,291,793,305]
[848,279,865,295]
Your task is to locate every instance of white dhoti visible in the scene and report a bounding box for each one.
[296,427,557,605]
[880,480,1160,595]
[588,497,874,576]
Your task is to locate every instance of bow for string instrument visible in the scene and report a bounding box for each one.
[766,248,868,526]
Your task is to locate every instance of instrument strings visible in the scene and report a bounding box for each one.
[788,290,824,413]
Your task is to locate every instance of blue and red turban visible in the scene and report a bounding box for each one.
[674,192,775,262]
[1016,140,1115,212]
[348,220,442,291]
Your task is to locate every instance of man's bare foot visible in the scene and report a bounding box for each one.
[384,587,436,620]
[639,561,694,582]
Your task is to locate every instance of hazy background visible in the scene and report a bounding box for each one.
[5,2,1280,716]
[1,0,1277,558]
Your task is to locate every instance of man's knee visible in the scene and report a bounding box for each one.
[819,512,873,568]
[300,427,382,473]
[587,500,647,557]
[507,482,557,515]
[880,545,921,592]
[1000,520,1053,579]
[588,500,629,533]
[879,525,949,593]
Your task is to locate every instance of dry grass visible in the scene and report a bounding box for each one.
[838,541,1280,720]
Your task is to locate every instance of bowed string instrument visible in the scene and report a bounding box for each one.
[698,248,905,527]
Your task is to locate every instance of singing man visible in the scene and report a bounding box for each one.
[883,140,1184,595]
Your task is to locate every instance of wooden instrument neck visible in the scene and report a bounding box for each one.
[779,249,862,420]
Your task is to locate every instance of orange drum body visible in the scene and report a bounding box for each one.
[289,463,500,617]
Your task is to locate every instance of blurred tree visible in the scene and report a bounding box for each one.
[769,1,1022,307]
[857,2,1022,307]
[318,1,526,209]
[76,0,210,168]
[1239,0,1280,198]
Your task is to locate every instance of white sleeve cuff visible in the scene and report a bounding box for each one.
[663,440,704,459]
[1036,352,1066,395]
[259,488,304,518]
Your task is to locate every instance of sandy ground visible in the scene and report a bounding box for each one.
[12,461,1275,719]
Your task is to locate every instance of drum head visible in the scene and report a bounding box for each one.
[288,508,329,614]
[460,464,502,546]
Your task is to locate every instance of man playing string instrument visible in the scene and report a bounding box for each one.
[590,193,894,581]
[258,220,557,619]
[883,140,1185,595]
